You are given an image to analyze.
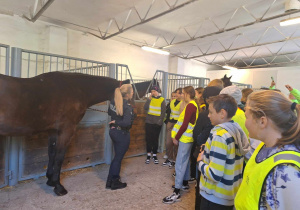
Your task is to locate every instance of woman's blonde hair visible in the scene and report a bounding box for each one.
[247,90,300,147]
[114,84,133,116]
[208,79,224,89]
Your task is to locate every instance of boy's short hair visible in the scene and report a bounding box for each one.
[208,94,237,119]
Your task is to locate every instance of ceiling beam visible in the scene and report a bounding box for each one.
[24,0,55,22]
[162,6,300,49]
[187,35,300,59]
[90,0,198,40]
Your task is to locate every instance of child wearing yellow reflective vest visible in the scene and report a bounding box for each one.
[197,94,250,210]
[144,85,166,164]
[235,90,300,210]
[163,88,182,168]
[162,86,199,204]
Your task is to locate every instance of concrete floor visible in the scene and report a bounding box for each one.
[0,154,195,210]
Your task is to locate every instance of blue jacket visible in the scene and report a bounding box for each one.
[108,99,134,129]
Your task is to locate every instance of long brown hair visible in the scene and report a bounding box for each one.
[195,87,205,111]
[247,90,300,147]
[114,84,133,116]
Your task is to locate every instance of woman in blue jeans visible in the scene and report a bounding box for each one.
[106,84,134,190]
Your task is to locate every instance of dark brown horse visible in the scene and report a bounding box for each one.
[133,79,159,100]
[221,74,232,88]
[0,71,129,196]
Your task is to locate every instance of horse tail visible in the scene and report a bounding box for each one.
[114,87,123,116]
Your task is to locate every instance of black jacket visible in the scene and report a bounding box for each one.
[108,99,134,129]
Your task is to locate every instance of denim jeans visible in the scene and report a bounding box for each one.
[107,128,130,180]
[175,141,193,189]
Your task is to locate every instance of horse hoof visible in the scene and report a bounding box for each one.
[54,185,68,196]
[46,179,55,187]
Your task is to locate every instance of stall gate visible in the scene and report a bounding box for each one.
[0,44,10,189]
[232,82,252,89]
[152,71,210,152]
[3,47,137,187]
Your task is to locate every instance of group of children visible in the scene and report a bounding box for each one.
[143,79,300,209]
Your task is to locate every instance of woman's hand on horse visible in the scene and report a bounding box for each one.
[109,120,115,124]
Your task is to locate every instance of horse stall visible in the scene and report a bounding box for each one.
[144,70,210,153]
[1,47,139,188]
[0,44,10,189]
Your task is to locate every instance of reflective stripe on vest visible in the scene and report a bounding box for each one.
[148,97,164,116]
[235,142,300,210]
[171,100,198,143]
[170,99,182,120]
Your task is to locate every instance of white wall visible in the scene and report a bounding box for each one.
[207,66,300,95]
[0,15,209,79]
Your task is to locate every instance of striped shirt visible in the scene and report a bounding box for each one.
[199,123,245,206]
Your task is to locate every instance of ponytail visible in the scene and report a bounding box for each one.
[280,104,300,148]
[247,91,300,148]
[114,88,123,116]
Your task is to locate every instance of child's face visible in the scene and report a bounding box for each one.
[171,93,176,100]
[208,104,226,126]
[151,90,158,97]
[245,106,260,139]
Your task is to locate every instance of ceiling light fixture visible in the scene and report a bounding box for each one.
[141,46,170,55]
[222,65,238,70]
[280,16,300,26]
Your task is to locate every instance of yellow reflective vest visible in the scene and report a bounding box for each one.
[235,142,300,210]
[148,97,164,116]
[170,99,182,121]
[171,100,198,143]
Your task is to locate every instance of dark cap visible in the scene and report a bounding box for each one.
[150,85,160,92]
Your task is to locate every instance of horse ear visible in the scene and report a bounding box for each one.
[224,74,227,79]
[122,79,131,84]
[229,76,232,79]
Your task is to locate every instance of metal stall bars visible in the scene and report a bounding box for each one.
[8,47,116,185]
[232,82,252,89]
[0,44,10,188]
[147,70,210,153]
[115,64,151,158]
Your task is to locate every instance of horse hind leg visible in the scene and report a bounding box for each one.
[51,127,76,196]
[46,132,58,187]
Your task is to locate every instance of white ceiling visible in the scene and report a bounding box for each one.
[1,0,300,69]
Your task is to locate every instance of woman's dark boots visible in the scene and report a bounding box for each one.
[106,179,112,189]
[111,178,127,190]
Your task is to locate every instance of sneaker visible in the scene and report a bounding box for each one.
[162,159,171,166]
[169,161,175,169]
[189,177,196,182]
[172,184,190,191]
[163,154,168,159]
[145,155,151,164]
[172,172,176,178]
[153,156,159,164]
[162,192,181,204]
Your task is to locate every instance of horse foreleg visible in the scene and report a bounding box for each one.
[46,132,58,187]
[51,128,75,196]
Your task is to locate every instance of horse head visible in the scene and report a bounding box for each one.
[221,74,232,88]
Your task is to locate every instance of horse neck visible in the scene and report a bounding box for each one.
[75,76,118,107]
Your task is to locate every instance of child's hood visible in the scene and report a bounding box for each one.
[218,121,250,155]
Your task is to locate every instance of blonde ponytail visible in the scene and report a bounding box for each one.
[114,88,123,116]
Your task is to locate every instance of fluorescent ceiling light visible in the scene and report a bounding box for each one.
[141,46,170,55]
[280,17,300,26]
[222,65,238,70]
